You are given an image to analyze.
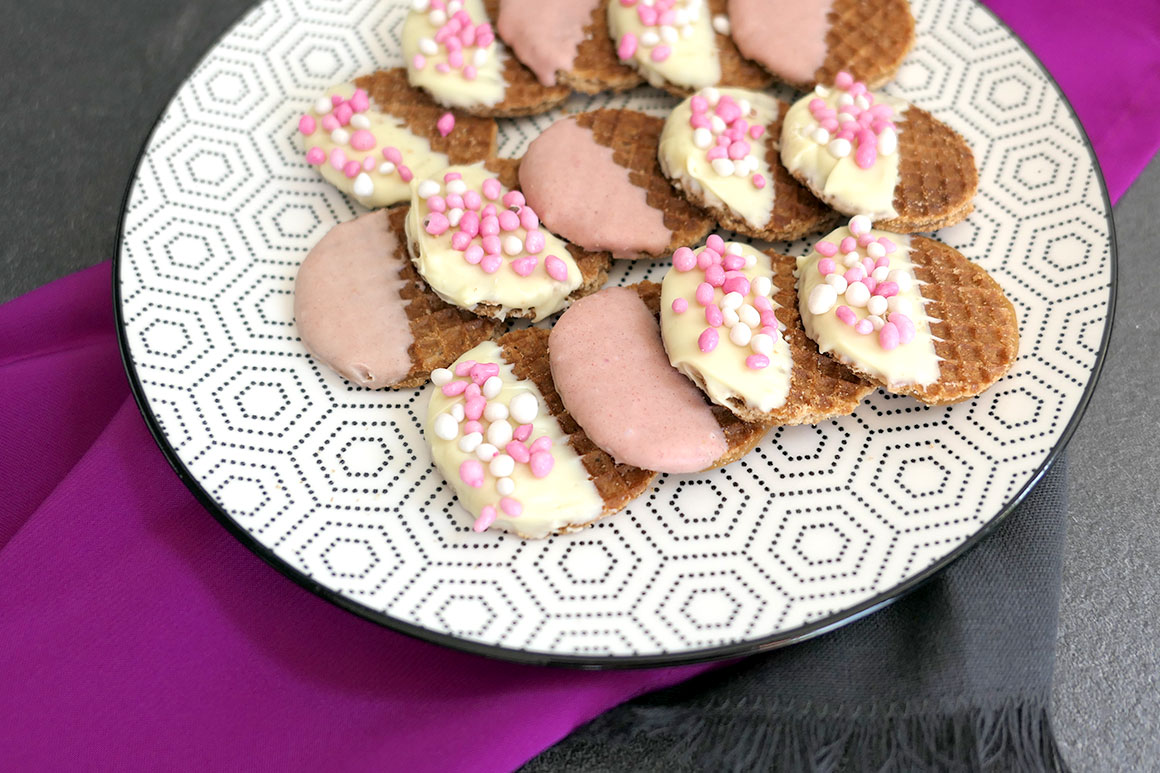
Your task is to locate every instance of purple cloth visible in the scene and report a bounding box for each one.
[0,3,1156,770]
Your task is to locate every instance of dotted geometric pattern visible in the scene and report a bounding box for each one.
[118,0,1113,660]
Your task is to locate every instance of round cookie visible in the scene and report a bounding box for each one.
[660,237,872,423]
[519,110,715,260]
[406,162,611,321]
[781,72,977,232]
[797,216,1019,405]
[549,283,771,474]
[402,0,571,117]
[297,69,497,209]
[607,0,771,97]
[426,333,657,538]
[659,87,836,242]
[728,0,914,91]
[295,207,502,389]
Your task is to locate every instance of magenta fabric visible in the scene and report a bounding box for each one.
[0,3,1156,770]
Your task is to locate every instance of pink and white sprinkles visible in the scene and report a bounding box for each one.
[670,235,780,370]
[688,88,766,190]
[417,173,569,281]
[300,89,415,199]
[409,0,495,81]
[615,0,704,65]
[807,216,916,351]
[430,361,556,532]
[807,72,898,170]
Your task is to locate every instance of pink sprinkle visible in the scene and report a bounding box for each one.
[723,253,745,271]
[460,25,476,47]
[748,124,765,140]
[752,174,766,189]
[637,5,657,25]
[855,319,874,335]
[704,264,725,288]
[473,506,497,532]
[459,460,485,488]
[436,112,455,137]
[760,309,778,328]
[524,230,545,254]
[815,240,838,257]
[321,114,340,133]
[715,99,741,123]
[383,147,403,164]
[463,65,477,81]
[445,193,464,210]
[864,277,877,294]
[349,129,375,152]
[458,211,480,237]
[502,190,525,208]
[723,276,750,296]
[454,360,476,376]
[465,395,486,421]
[890,312,915,344]
[342,160,360,179]
[821,117,839,133]
[817,258,836,275]
[436,64,451,74]
[650,45,671,62]
[862,256,876,274]
[690,113,711,130]
[482,178,502,200]
[425,213,450,236]
[844,267,865,284]
[617,33,637,61]
[672,298,689,314]
[658,9,676,25]
[673,247,696,271]
[349,88,370,113]
[305,147,326,165]
[362,156,376,172]
[481,234,501,255]
[698,328,719,353]
[809,97,827,113]
[705,304,724,327]
[697,249,717,269]
[727,140,750,160]
[619,0,637,5]
[545,255,568,281]
[463,190,481,210]
[480,215,499,236]
[463,420,483,436]
[879,322,900,350]
[876,281,899,299]
[444,172,461,182]
[428,195,447,213]
[441,380,468,396]
[753,295,772,312]
[746,354,770,370]
[840,236,857,254]
[329,147,346,170]
[706,234,725,254]
[468,364,490,384]
[506,441,531,464]
[511,256,538,276]
[398,165,413,182]
[835,306,856,326]
[298,115,316,135]
[498,210,520,232]
[706,146,727,161]
[519,208,539,231]
[463,245,484,264]
[529,452,554,479]
[330,94,344,107]
[835,71,854,89]
[413,53,427,69]
[878,237,897,253]
[333,102,353,126]
[716,134,732,147]
[513,424,533,442]
[530,436,553,454]
[690,95,708,114]
[695,282,714,306]
[480,253,503,274]
[448,50,464,69]
[451,232,471,250]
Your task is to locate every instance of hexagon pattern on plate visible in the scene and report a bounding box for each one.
[118,0,1113,660]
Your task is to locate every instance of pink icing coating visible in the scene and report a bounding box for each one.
[549,287,728,473]
[519,117,672,259]
[497,0,601,87]
[294,210,414,389]
[729,0,833,85]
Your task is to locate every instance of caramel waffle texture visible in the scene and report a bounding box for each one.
[473,0,572,116]
[559,0,645,93]
[814,0,915,90]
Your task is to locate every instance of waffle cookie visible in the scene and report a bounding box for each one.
[797,217,1018,405]
[519,109,716,260]
[606,0,772,97]
[496,0,643,93]
[728,0,914,91]
[550,282,770,474]
[781,73,976,232]
[297,68,496,209]
[407,161,611,321]
[401,0,571,118]
[426,330,657,538]
[659,237,873,423]
[295,207,502,390]
[659,88,836,242]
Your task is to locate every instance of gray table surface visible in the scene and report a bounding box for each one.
[2,2,1156,770]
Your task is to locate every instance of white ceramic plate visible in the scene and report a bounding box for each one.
[116,0,1114,665]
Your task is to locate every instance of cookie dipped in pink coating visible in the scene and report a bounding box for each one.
[728,0,833,88]
[549,286,728,473]
[496,0,601,87]
[295,210,413,388]
[519,116,672,260]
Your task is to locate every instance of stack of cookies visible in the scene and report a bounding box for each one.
[291,0,1018,537]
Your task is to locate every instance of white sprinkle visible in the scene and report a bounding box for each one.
[878,127,898,156]
[502,235,523,255]
[825,274,848,294]
[710,115,726,134]
[869,314,885,330]
[752,276,772,297]
[721,291,744,310]
[410,0,429,10]
[447,179,467,196]
[814,84,831,97]
[473,48,489,67]
[352,173,374,198]
[843,254,860,268]
[419,37,438,56]
[428,9,446,25]
[738,304,761,328]
[509,392,539,424]
[680,23,694,38]
[723,308,740,328]
[867,295,888,317]
[483,402,508,422]
[838,92,854,106]
[475,442,498,462]
[733,161,750,178]
[845,281,871,307]
[433,413,459,440]
[849,215,872,236]
[808,284,838,315]
[496,477,515,496]
[711,157,735,177]
[744,254,757,268]
[855,95,870,111]
[482,375,503,399]
[640,29,660,47]
[867,241,886,259]
[489,454,515,478]
[729,323,752,347]
[314,96,334,116]
[661,25,678,43]
[673,8,688,25]
[417,179,440,199]
[379,161,396,175]
[447,208,464,227]
[458,432,483,453]
[888,296,913,316]
[703,87,720,106]
[450,403,465,422]
[751,333,774,356]
[872,266,890,282]
[827,138,852,158]
[350,114,371,130]
[692,128,713,149]
[431,367,453,386]
[737,99,751,117]
[811,127,831,145]
[447,0,461,13]
[726,243,743,256]
[330,128,350,145]
[887,269,912,292]
[487,419,513,447]
[711,14,731,34]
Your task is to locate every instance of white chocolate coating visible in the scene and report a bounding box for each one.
[402,0,506,109]
[607,0,720,90]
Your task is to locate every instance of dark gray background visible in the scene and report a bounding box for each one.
[1,1,1155,769]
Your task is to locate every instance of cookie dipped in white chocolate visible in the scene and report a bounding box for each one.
[661,238,792,417]
[781,72,908,220]
[659,88,778,232]
[406,164,584,321]
[608,0,720,91]
[797,216,939,388]
[403,0,506,110]
[426,341,604,537]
